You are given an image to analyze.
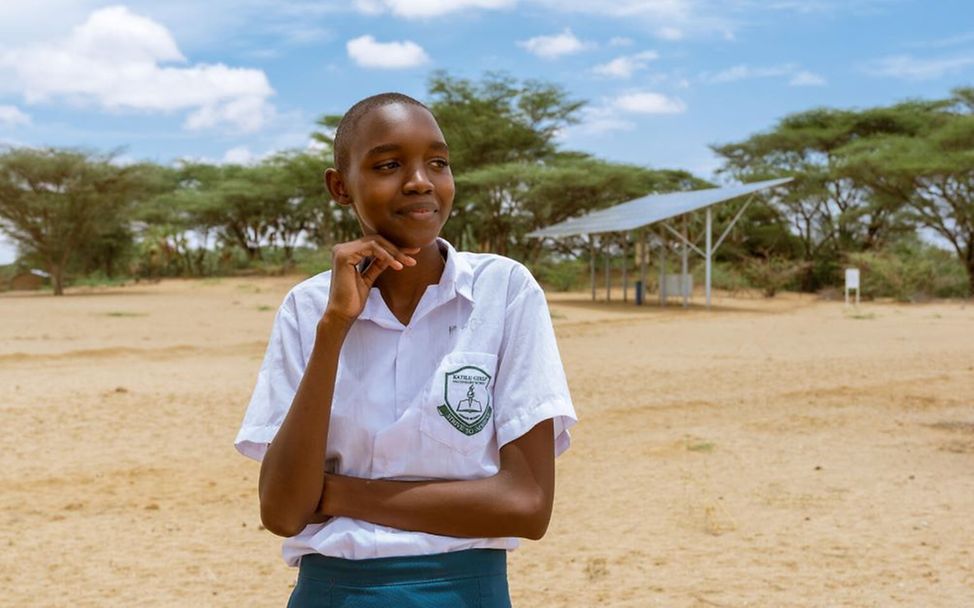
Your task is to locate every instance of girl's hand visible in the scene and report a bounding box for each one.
[312,472,348,523]
[324,235,418,323]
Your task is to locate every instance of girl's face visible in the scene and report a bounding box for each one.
[337,103,455,250]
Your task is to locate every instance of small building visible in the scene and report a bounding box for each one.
[8,269,49,291]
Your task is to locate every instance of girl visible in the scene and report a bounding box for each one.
[235,92,576,607]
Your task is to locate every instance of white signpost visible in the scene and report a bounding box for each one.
[845,268,860,306]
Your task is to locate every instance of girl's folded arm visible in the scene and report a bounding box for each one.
[315,419,555,540]
[258,314,351,537]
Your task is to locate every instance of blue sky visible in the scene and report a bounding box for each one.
[1,0,973,263]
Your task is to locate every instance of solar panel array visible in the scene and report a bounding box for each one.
[527,177,793,238]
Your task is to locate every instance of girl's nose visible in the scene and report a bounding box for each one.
[403,165,434,194]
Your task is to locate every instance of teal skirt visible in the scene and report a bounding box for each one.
[287,549,511,608]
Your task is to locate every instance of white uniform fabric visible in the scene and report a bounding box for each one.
[234,239,576,565]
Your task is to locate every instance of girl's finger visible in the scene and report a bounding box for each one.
[335,240,399,271]
[365,241,402,271]
[360,255,393,286]
[367,235,419,267]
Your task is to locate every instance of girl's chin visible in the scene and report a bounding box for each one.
[375,229,442,251]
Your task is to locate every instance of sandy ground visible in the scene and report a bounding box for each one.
[1,277,972,607]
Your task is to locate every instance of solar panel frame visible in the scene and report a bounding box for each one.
[527,177,793,238]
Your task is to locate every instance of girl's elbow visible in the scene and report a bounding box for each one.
[260,509,303,538]
[523,517,550,541]
[523,502,552,540]
[259,497,307,538]
[514,488,552,540]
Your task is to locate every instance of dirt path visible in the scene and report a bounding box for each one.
[2,279,971,607]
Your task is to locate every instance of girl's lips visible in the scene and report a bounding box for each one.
[398,203,438,221]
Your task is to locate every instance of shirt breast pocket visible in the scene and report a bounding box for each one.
[419,351,498,459]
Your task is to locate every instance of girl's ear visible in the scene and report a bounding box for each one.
[324,168,352,206]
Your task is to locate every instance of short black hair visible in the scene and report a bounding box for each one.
[333,92,432,173]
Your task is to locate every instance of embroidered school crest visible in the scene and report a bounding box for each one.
[437,365,493,435]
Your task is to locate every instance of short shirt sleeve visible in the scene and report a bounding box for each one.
[234,295,305,462]
[492,272,577,457]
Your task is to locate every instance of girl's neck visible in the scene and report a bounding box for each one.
[374,240,446,325]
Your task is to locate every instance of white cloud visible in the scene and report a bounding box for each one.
[570,106,636,135]
[908,30,974,50]
[538,0,692,18]
[703,62,827,86]
[268,23,331,45]
[656,26,684,40]
[0,6,275,132]
[526,0,894,41]
[184,96,274,132]
[518,28,590,59]
[0,0,895,53]
[609,36,633,47]
[0,105,31,127]
[614,91,686,114]
[789,70,826,86]
[354,0,514,18]
[760,0,896,14]
[866,53,974,81]
[531,0,736,40]
[593,50,659,79]
[222,145,259,165]
[346,35,430,69]
[707,63,796,83]
[0,2,343,50]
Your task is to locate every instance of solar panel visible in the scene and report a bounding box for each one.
[527,177,793,238]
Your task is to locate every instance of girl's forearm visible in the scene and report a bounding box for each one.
[321,472,551,540]
[319,422,556,540]
[257,314,351,537]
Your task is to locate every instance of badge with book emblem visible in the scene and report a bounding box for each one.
[437,365,492,435]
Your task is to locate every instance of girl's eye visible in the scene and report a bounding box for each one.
[430,159,450,168]
[374,160,399,171]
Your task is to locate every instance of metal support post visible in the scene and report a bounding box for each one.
[706,207,712,310]
[589,234,596,302]
[659,226,666,306]
[681,215,689,309]
[639,229,648,306]
[622,232,629,303]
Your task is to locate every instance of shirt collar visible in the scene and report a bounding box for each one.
[438,237,474,304]
[356,237,473,325]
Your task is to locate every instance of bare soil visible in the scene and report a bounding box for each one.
[2,278,972,607]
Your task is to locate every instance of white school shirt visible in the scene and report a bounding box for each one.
[234,239,576,565]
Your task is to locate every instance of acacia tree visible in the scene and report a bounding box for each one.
[427,71,585,171]
[453,155,708,260]
[839,88,974,295]
[263,151,331,261]
[713,103,933,288]
[135,163,220,277]
[0,147,145,294]
[159,153,334,267]
[165,162,281,262]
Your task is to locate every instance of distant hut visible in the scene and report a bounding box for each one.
[8,269,49,291]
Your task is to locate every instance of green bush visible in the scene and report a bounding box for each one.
[0,264,16,289]
[692,261,752,294]
[847,239,968,301]
[531,258,587,292]
[739,256,809,298]
[69,272,131,288]
[293,247,332,277]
